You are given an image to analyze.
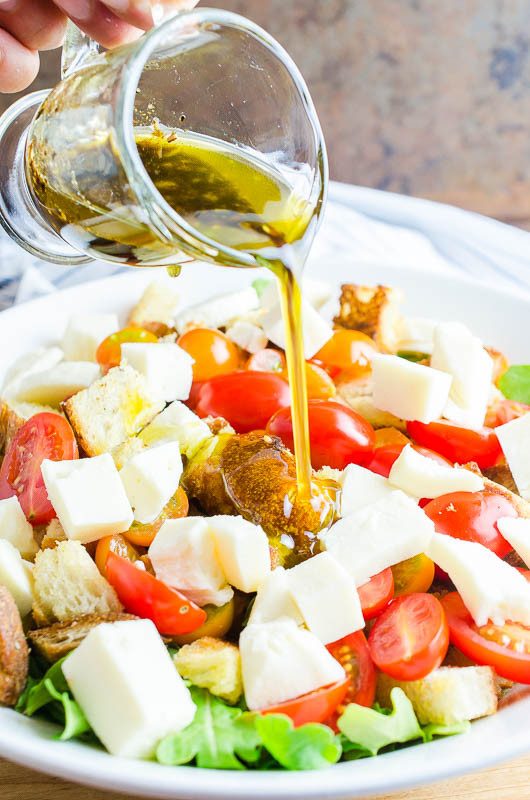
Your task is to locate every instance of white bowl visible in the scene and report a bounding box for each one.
[1,258,529,798]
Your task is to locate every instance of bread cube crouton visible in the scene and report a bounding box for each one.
[127,280,180,329]
[443,645,513,697]
[39,518,68,550]
[174,636,242,704]
[336,374,407,431]
[111,436,148,470]
[32,540,122,626]
[334,284,403,352]
[463,462,530,519]
[64,365,164,456]
[28,612,138,663]
[376,666,498,725]
[0,585,29,706]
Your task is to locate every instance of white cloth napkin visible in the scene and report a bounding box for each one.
[1,181,529,310]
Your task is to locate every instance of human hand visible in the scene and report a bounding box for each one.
[0,0,198,93]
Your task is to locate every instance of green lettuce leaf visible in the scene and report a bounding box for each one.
[156,686,261,769]
[498,365,530,403]
[397,351,430,363]
[255,714,342,770]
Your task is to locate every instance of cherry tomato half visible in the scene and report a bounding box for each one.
[324,631,376,728]
[178,328,240,382]
[391,554,435,597]
[365,443,451,479]
[260,677,350,728]
[280,361,336,401]
[196,371,291,433]
[95,534,140,575]
[96,327,158,374]
[357,568,394,620]
[123,487,189,548]
[423,491,516,559]
[246,348,286,373]
[442,591,530,684]
[105,552,206,635]
[368,593,449,681]
[0,412,78,525]
[485,397,530,428]
[314,330,378,373]
[267,400,375,470]
[170,599,235,646]
[407,419,502,471]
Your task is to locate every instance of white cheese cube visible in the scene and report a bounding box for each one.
[149,517,233,607]
[431,322,493,428]
[2,346,64,394]
[240,617,345,710]
[175,287,258,334]
[140,400,211,458]
[496,413,530,500]
[248,567,304,626]
[287,552,364,644]
[224,321,268,354]
[372,354,452,424]
[261,298,332,359]
[62,313,119,362]
[0,496,37,559]
[0,539,34,616]
[208,515,270,593]
[388,444,483,499]
[497,517,530,568]
[427,533,530,627]
[62,619,196,758]
[321,491,434,585]
[397,317,439,355]
[339,463,396,517]
[41,454,133,544]
[7,362,101,407]
[121,343,193,403]
[119,441,183,524]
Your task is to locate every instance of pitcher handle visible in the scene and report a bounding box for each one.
[61,21,103,79]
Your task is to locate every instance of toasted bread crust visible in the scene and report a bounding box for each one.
[0,400,24,455]
[28,612,138,663]
[0,585,29,706]
[334,284,403,352]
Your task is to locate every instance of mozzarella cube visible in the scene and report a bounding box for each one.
[239,617,345,710]
[372,355,452,424]
[0,539,33,616]
[427,533,530,627]
[140,400,211,458]
[397,317,439,355]
[431,322,493,428]
[2,346,64,394]
[261,299,333,359]
[208,515,270,593]
[41,454,133,543]
[224,321,267,354]
[287,552,364,644]
[62,313,119,362]
[149,517,233,607]
[175,287,258,334]
[62,619,196,758]
[388,444,484,499]
[119,441,183,524]
[496,413,530,500]
[8,362,101,407]
[248,567,304,626]
[121,343,193,403]
[340,463,396,517]
[0,496,37,559]
[321,491,434,585]
[497,517,530,567]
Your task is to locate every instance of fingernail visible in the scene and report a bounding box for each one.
[0,0,19,10]
[104,0,129,12]
[56,0,93,21]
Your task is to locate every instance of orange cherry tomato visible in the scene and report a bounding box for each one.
[357,568,394,620]
[259,677,350,728]
[95,534,140,575]
[374,427,411,449]
[314,330,378,374]
[170,599,235,646]
[96,327,158,374]
[178,328,240,382]
[123,487,189,547]
[280,361,336,400]
[368,593,449,681]
[246,348,286,373]
[391,554,435,597]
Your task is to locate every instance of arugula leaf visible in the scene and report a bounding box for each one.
[498,365,530,403]
[251,278,272,298]
[42,679,91,740]
[255,714,342,770]
[338,688,423,756]
[156,686,261,769]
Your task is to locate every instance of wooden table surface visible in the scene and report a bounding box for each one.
[2,753,530,800]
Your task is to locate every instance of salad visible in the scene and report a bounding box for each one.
[1,274,530,771]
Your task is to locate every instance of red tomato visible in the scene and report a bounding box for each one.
[485,397,530,428]
[423,491,516,559]
[368,593,449,681]
[96,327,158,373]
[178,328,240,382]
[407,419,502,470]
[196,371,290,433]
[267,400,375,470]
[185,380,204,411]
[260,677,350,728]
[365,443,452,479]
[246,348,286,373]
[0,413,78,525]
[357,568,394,620]
[105,552,206,635]
[324,631,376,728]
[442,592,530,684]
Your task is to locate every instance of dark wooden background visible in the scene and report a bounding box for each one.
[3,0,530,227]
